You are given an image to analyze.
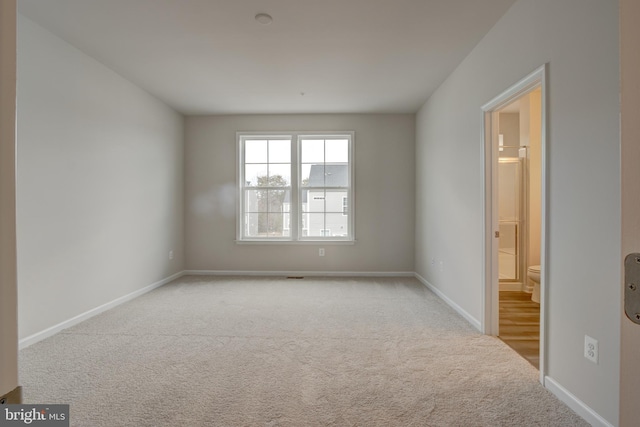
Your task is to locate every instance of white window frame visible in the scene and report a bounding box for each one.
[237,131,354,243]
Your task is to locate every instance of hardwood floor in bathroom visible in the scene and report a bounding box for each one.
[499,290,540,369]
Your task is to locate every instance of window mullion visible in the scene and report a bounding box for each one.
[323,140,327,235]
[290,136,299,240]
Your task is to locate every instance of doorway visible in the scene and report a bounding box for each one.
[482,65,547,382]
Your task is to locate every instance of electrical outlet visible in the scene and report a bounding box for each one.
[439,260,444,272]
[584,335,598,364]
[169,250,174,260]
[431,258,436,265]
[319,248,325,257]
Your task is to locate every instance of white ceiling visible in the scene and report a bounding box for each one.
[18,0,515,115]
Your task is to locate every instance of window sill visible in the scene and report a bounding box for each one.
[235,239,356,245]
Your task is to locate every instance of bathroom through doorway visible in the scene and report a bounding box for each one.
[482,65,547,381]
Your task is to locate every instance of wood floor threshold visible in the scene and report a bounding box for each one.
[498,290,540,369]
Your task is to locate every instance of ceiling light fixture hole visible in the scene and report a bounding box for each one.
[255,13,273,25]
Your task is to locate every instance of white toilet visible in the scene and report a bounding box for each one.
[527,265,541,303]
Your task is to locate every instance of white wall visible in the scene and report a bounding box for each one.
[16,16,184,340]
[0,0,18,399]
[185,114,415,273]
[415,0,619,424]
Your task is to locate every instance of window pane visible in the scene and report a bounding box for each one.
[305,213,325,237]
[326,213,348,237]
[245,140,268,163]
[267,189,289,213]
[325,139,349,163]
[302,164,324,187]
[268,164,290,186]
[267,214,285,237]
[269,139,291,163]
[244,212,268,237]
[301,139,325,163]
[244,164,268,187]
[244,189,267,212]
[324,189,348,212]
[324,165,348,188]
[303,189,325,212]
[300,164,312,187]
[283,208,291,236]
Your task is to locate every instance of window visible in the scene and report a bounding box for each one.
[238,132,353,242]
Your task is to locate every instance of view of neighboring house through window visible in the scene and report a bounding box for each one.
[238,132,353,242]
[300,137,350,238]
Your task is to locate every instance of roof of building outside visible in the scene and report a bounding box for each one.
[282,164,348,204]
[307,164,348,187]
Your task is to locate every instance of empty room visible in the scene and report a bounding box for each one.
[1,0,638,426]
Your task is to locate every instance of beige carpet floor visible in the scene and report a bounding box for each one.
[19,276,588,426]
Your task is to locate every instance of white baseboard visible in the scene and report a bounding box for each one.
[414,273,482,331]
[544,376,614,427]
[183,270,415,277]
[19,271,185,349]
